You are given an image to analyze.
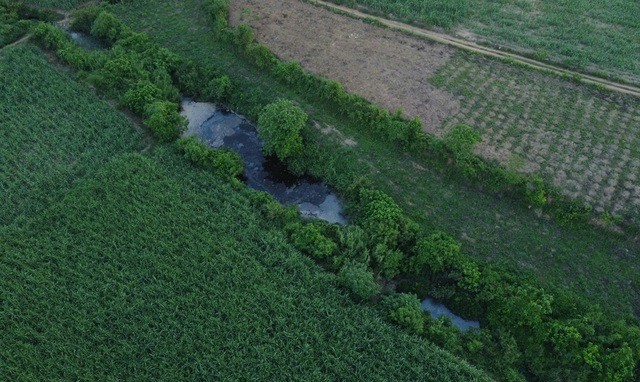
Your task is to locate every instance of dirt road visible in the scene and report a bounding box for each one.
[311,0,640,98]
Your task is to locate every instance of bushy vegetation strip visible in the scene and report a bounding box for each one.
[27,5,640,381]
[31,5,243,179]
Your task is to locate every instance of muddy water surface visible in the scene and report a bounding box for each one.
[181,99,347,225]
[68,31,108,50]
[421,297,480,332]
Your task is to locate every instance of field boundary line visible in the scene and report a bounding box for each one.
[308,0,640,98]
[0,34,31,54]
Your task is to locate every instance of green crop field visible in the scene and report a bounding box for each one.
[332,0,640,84]
[431,52,640,220]
[110,0,640,318]
[0,45,143,226]
[0,44,489,381]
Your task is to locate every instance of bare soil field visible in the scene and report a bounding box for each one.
[229,0,459,132]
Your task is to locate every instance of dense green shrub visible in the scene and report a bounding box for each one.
[334,225,370,268]
[288,222,337,260]
[355,188,404,247]
[249,191,299,227]
[143,101,187,142]
[443,124,484,178]
[257,99,307,161]
[206,75,232,101]
[246,43,277,69]
[338,262,381,300]
[121,80,163,114]
[383,293,425,334]
[206,0,230,31]
[371,243,403,279]
[177,136,244,178]
[407,231,462,275]
[234,23,254,49]
[32,23,69,50]
[92,54,147,95]
[91,11,129,43]
[70,4,102,33]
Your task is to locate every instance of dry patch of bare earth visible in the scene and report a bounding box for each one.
[229,0,459,133]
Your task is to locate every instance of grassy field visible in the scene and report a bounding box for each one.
[431,52,640,220]
[332,0,640,84]
[109,0,640,318]
[0,44,143,226]
[0,43,490,381]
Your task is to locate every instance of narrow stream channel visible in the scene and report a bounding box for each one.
[69,31,107,50]
[421,297,480,331]
[181,99,347,225]
[66,30,108,51]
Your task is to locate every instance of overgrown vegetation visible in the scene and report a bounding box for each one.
[1,38,490,382]
[9,2,640,381]
[0,0,59,48]
[177,136,244,179]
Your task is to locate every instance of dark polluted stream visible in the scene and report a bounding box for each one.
[62,27,108,51]
[181,99,347,225]
[421,297,480,332]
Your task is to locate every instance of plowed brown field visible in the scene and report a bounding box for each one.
[230,0,459,133]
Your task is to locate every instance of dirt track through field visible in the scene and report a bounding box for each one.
[229,0,460,133]
[311,0,640,98]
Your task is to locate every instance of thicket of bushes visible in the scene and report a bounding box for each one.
[0,1,59,48]
[177,136,244,179]
[258,179,639,381]
[32,5,640,381]
[32,7,240,180]
[203,1,640,381]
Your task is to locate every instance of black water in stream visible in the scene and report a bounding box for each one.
[181,100,347,225]
[421,297,480,332]
[68,30,108,51]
